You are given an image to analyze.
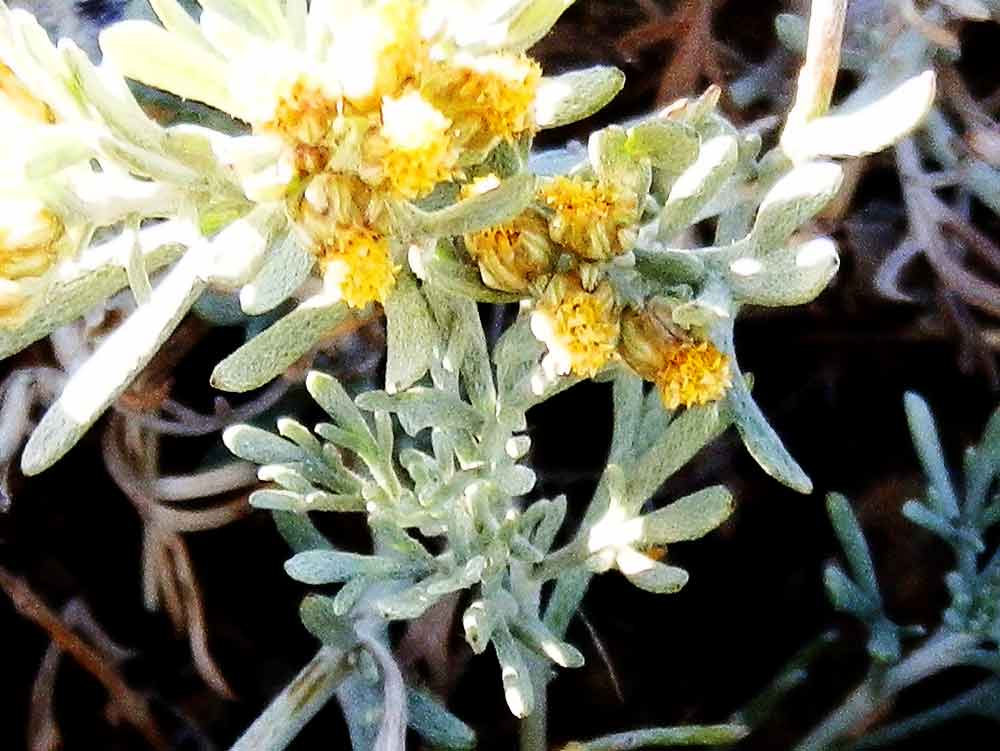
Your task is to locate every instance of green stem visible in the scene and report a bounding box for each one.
[794,630,978,751]
[229,646,354,751]
[533,536,590,583]
[519,658,550,751]
[563,724,749,751]
[515,564,549,751]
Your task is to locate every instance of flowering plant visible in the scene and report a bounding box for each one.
[0,1,942,749]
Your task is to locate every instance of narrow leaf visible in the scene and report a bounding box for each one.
[240,230,314,314]
[637,485,735,545]
[384,272,438,393]
[22,253,205,475]
[904,392,960,518]
[211,297,349,392]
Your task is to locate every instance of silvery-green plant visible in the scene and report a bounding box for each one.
[793,394,1000,750]
[0,1,945,750]
[734,0,1000,375]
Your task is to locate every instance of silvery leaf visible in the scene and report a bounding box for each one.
[534,65,625,130]
[211,296,349,392]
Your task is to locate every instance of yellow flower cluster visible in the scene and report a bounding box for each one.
[292,173,398,309]
[316,225,400,310]
[0,198,66,328]
[421,53,542,155]
[530,274,619,378]
[540,176,638,261]
[251,0,543,310]
[460,173,642,379]
[651,340,732,410]
[620,306,732,410]
[460,175,553,294]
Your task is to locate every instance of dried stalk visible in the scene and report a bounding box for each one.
[0,568,168,751]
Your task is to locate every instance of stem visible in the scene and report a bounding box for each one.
[780,0,848,151]
[0,567,169,751]
[563,724,749,751]
[794,630,979,751]
[520,658,550,751]
[515,564,549,751]
[230,646,354,751]
[533,536,591,582]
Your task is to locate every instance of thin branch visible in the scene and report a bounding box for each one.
[795,630,979,751]
[561,724,749,751]
[781,0,848,149]
[0,568,168,751]
[229,647,354,751]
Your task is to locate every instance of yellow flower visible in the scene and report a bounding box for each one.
[540,176,638,261]
[461,175,554,293]
[261,75,340,150]
[293,172,373,241]
[530,274,619,378]
[653,340,732,410]
[422,52,541,154]
[317,225,399,309]
[0,198,66,328]
[464,215,554,294]
[371,90,458,199]
[620,307,731,410]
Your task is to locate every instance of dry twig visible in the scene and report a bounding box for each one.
[0,568,168,751]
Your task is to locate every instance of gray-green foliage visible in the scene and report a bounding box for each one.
[0,1,949,750]
[225,288,740,720]
[811,394,1000,748]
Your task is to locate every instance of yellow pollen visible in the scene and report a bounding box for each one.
[540,177,638,261]
[317,225,399,309]
[653,340,732,410]
[639,544,669,562]
[423,52,541,153]
[262,76,340,149]
[532,277,619,378]
[375,90,457,199]
[0,62,55,124]
[0,199,65,328]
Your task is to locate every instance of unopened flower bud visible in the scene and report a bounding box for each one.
[539,176,638,261]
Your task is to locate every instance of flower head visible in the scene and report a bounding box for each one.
[620,307,731,410]
[370,90,458,199]
[422,52,541,154]
[652,340,731,410]
[317,225,399,309]
[462,175,554,293]
[294,172,373,240]
[540,176,638,261]
[261,74,340,150]
[0,197,66,328]
[331,0,427,112]
[531,274,620,378]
